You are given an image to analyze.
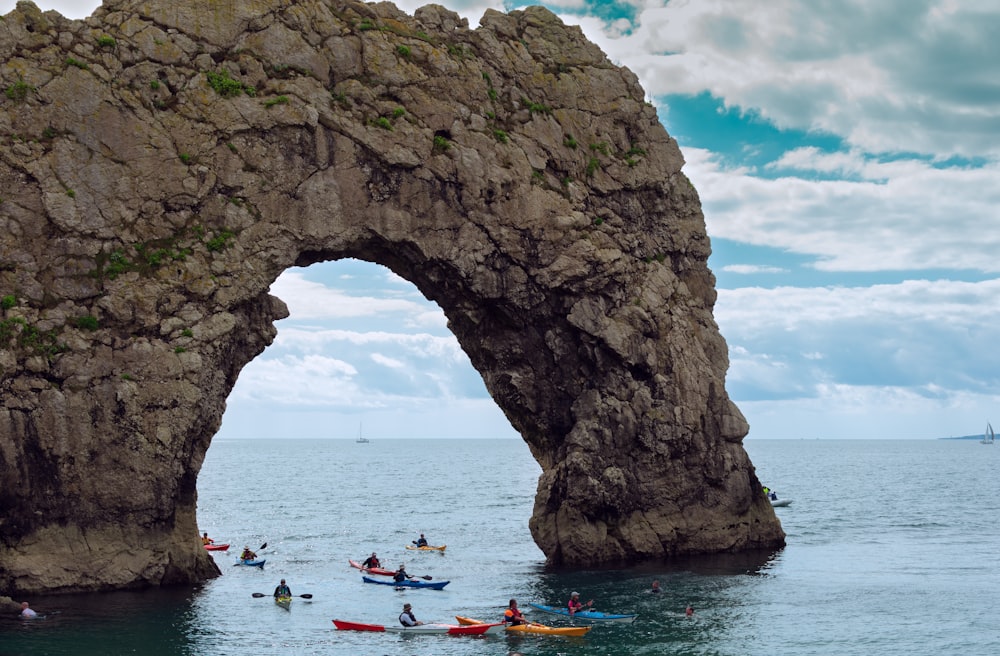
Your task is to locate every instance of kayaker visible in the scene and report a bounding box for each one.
[201,532,213,545]
[20,602,37,619]
[686,604,694,617]
[651,580,662,594]
[273,579,291,598]
[567,591,593,615]
[503,599,526,626]
[415,533,428,547]
[240,546,257,561]
[362,552,381,569]
[399,602,423,626]
[393,564,410,582]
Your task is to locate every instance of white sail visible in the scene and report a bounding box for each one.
[981,422,994,445]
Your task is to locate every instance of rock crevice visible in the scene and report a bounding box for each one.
[0,0,783,594]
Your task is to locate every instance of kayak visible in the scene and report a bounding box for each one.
[348,559,397,577]
[406,544,446,551]
[388,622,503,635]
[455,616,591,636]
[771,498,792,507]
[528,603,637,624]
[234,559,266,567]
[275,595,291,610]
[362,575,448,590]
[333,619,504,635]
[204,543,230,551]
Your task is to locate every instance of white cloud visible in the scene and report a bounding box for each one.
[229,355,360,406]
[684,147,1000,273]
[270,271,432,320]
[273,327,466,362]
[594,1,1000,158]
[717,279,1000,436]
[722,264,788,275]
[371,353,406,370]
[717,279,1000,334]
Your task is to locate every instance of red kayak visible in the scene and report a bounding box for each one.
[332,619,504,635]
[348,559,395,577]
[204,543,230,551]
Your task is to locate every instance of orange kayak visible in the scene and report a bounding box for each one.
[455,615,591,636]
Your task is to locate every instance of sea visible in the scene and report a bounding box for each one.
[2,438,998,656]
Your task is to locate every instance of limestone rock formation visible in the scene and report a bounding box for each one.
[1,594,21,613]
[0,0,784,594]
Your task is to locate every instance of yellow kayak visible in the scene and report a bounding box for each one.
[405,544,446,551]
[275,595,291,610]
[455,616,591,637]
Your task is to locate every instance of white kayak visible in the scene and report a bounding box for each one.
[770,498,792,507]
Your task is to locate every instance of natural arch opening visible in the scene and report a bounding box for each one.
[217,258,517,441]
[0,0,784,595]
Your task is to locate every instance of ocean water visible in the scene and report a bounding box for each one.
[2,438,998,655]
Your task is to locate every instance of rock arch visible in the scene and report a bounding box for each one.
[0,0,783,594]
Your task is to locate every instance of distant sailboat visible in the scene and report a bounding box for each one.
[981,422,994,445]
[356,423,370,444]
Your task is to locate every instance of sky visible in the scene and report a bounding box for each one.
[5,1,1000,440]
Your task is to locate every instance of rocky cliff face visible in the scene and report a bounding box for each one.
[0,0,784,594]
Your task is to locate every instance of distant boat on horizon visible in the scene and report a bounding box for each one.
[356,423,370,443]
[981,422,994,445]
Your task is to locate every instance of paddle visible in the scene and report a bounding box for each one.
[252,592,313,599]
[395,567,433,581]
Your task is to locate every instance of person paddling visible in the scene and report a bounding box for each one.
[240,545,257,561]
[503,599,526,626]
[393,564,411,582]
[399,602,423,626]
[568,591,593,615]
[362,552,381,569]
[273,579,291,598]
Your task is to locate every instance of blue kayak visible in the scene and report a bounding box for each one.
[361,575,448,590]
[528,602,637,623]
[234,559,266,567]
